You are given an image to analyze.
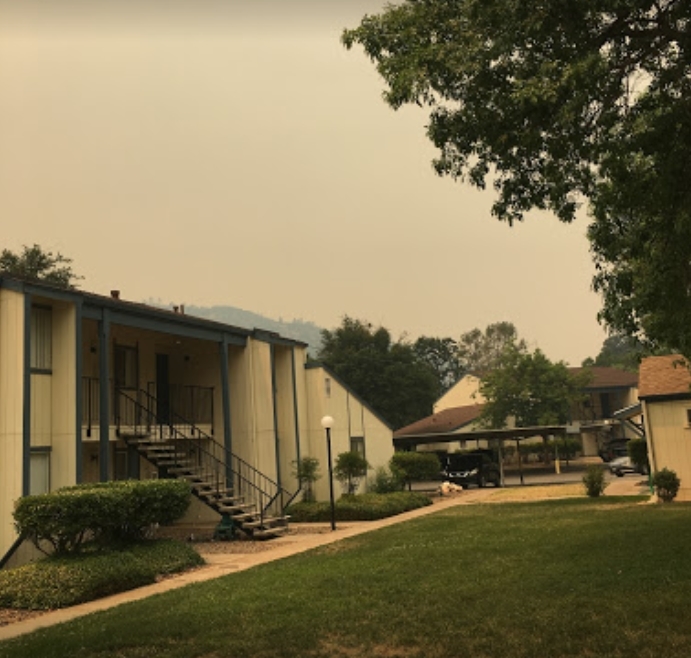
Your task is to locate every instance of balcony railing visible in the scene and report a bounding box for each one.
[81,377,214,436]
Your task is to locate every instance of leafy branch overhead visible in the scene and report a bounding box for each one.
[343,0,691,358]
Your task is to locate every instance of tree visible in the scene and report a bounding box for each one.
[457,322,527,374]
[581,333,642,371]
[0,244,82,288]
[334,451,370,496]
[413,336,462,395]
[291,456,321,503]
[343,2,691,358]
[479,347,586,429]
[318,317,439,428]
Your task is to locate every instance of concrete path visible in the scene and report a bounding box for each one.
[0,479,646,642]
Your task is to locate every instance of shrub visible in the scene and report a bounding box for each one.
[370,466,404,494]
[390,452,440,491]
[652,468,680,502]
[291,456,321,502]
[287,492,432,522]
[14,479,192,554]
[582,465,608,498]
[0,540,203,610]
[628,439,650,474]
[334,452,370,495]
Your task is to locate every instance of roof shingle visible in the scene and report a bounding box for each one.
[394,404,483,437]
[568,366,638,389]
[638,354,691,399]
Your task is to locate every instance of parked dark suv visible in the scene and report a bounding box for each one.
[441,451,501,488]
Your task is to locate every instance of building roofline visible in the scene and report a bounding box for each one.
[306,361,394,430]
[0,275,307,348]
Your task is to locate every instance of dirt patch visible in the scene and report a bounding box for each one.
[313,635,419,658]
[482,483,584,502]
[0,608,47,628]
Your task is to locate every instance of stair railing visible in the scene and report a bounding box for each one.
[115,388,293,522]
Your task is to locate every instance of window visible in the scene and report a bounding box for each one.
[350,436,365,458]
[30,450,51,495]
[114,344,138,389]
[686,409,691,427]
[324,377,331,398]
[30,306,52,371]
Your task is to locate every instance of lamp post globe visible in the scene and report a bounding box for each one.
[320,415,336,531]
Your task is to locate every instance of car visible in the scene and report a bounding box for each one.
[441,451,501,488]
[608,456,647,477]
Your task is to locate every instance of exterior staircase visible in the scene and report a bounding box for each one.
[115,389,294,540]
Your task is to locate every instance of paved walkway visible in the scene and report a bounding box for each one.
[0,479,647,642]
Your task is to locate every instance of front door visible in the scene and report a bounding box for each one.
[156,353,170,425]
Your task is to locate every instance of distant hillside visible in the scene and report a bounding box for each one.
[144,300,323,355]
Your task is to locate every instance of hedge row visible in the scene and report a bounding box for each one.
[0,540,204,610]
[14,479,192,555]
[287,492,433,522]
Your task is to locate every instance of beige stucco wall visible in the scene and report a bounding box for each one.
[0,288,25,559]
[247,340,278,482]
[303,367,394,501]
[273,346,300,493]
[434,375,484,413]
[50,301,78,490]
[643,399,691,501]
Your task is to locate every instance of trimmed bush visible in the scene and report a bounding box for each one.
[334,451,370,495]
[582,465,608,498]
[0,540,203,610]
[14,479,192,554]
[287,492,432,522]
[652,468,680,502]
[390,452,440,491]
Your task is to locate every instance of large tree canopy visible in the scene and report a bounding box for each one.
[318,317,438,429]
[457,321,526,374]
[413,335,463,395]
[343,1,691,357]
[479,347,587,429]
[581,332,642,370]
[0,244,81,289]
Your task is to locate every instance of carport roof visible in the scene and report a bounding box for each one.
[393,423,578,449]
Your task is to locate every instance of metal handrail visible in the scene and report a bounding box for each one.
[115,388,293,521]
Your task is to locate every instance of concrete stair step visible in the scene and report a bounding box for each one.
[241,515,289,529]
[217,503,255,514]
[252,526,289,539]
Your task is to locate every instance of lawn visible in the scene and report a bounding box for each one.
[2,496,690,658]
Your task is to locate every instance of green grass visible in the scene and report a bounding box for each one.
[3,497,691,658]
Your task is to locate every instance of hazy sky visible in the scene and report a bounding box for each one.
[0,0,608,365]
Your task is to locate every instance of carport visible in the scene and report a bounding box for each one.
[394,424,588,486]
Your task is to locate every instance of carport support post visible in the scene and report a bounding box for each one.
[516,439,524,485]
[498,440,505,487]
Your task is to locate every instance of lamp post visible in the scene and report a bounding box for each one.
[321,415,336,531]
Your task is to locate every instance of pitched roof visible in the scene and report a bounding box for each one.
[394,404,483,437]
[638,354,691,399]
[568,366,638,389]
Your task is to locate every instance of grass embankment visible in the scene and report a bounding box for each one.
[5,496,691,658]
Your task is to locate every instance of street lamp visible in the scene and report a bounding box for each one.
[321,415,336,531]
